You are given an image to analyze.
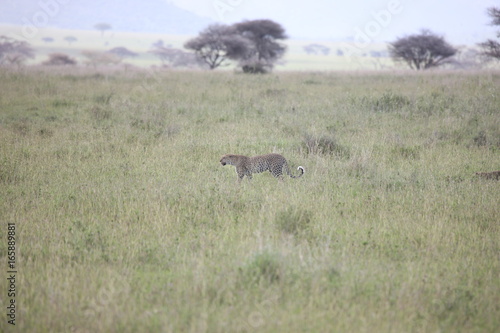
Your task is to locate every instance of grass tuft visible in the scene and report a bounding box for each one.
[275,207,313,238]
[240,251,284,285]
[372,91,411,112]
[302,133,350,157]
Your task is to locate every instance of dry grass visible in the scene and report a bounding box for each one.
[0,67,499,332]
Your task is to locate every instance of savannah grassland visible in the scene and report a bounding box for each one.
[0,67,499,333]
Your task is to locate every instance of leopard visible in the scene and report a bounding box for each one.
[220,153,304,181]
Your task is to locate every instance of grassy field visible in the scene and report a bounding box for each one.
[0,67,499,332]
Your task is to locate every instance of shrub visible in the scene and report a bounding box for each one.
[241,251,283,284]
[240,61,271,74]
[372,92,411,112]
[275,207,313,237]
[302,133,350,157]
[42,53,77,66]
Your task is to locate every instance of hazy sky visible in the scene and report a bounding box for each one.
[167,0,499,44]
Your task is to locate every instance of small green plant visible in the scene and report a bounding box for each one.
[52,99,73,108]
[241,251,283,284]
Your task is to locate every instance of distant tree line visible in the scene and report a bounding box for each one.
[2,8,500,71]
[303,44,330,55]
[149,40,202,68]
[388,6,500,70]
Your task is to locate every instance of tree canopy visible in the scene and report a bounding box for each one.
[184,24,251,70]
[42,53,77,66]
[150,44,202,68]
[108,47,139,58]
[184,19,287,73]
[232,19,287,73]
[94,23,112,36]
[0,36,35,66]
[478,7,500,60]
[388,30,457,70]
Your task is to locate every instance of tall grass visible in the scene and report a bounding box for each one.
[0,67,499,332]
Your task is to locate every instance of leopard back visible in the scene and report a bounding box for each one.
[249,154,286,176]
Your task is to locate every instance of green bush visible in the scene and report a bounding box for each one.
[241,251,283,284]
[372,92,411,112]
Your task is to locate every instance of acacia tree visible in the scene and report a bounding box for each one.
[232,19,287,73]
[389,30,457,70]
[94,23,112,36]
[0,36,35,66]
[108,47,138,59]
[184,24,251,70]
[478,7,500,60]
[64,36,77,45]
[184,20,287,73]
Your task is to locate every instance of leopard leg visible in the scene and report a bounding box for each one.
[236,168,245,182]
